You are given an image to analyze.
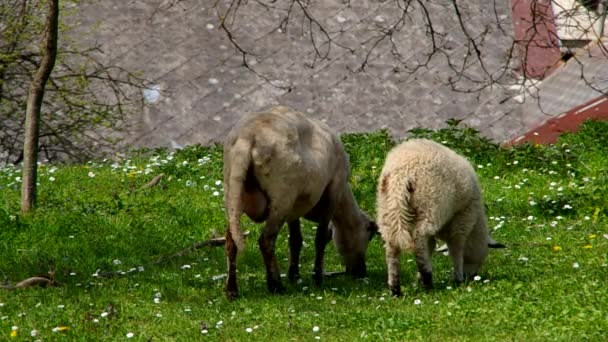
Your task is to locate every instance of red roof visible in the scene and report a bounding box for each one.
[507,95,608,146]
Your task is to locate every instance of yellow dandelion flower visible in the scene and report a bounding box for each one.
[10,330,17,337]
[583,244,593,249]
[128,171,138,178]
[52,326,70,333]
[552,246,562,252]
[589,234,597,239]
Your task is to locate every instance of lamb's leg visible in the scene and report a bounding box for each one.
[224,230,239,299]
[428,237,436,262]
[287,220,303,282]
[444,207,477,285]
[447,237,466,285]
[414,225,435,290]
[386,243,402,297]
[258,218,285,294]
[312,220,331,286]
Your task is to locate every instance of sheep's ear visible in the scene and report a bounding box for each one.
[488,241,506,249]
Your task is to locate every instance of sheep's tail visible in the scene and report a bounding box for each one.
[378,173,416,251]
[224,138,252,252]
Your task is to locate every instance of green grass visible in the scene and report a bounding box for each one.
[0,120,607,341]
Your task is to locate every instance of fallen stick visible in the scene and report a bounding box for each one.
[15,276,54,288]
[94,231,251,278]
[323,271,346,277]
[1,271,57,290]
[154,231,251,264]
[140,173,164,190]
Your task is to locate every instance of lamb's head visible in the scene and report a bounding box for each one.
[463,232,506,278]
[330,214,378,278]
[463,237,490,278]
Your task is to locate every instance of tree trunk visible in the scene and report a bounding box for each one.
[20,0,59,214]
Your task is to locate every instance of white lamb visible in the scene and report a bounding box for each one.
[223,105,377,299]
[376,138,504,296]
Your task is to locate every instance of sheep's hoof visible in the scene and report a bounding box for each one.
[346,265,367,279]
[452,273,464,286]
[288,268,300,283]
[312,271,323,286]
[267,281,285,294]
[419,271,434,290]
[390,285,402,297]
[225,289,239,300]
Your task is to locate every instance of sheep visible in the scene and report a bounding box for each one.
[223,105,377,299]
[376,138,504,296]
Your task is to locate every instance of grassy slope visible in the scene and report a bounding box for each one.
[0,121,606,341]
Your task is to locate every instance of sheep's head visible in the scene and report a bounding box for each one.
[331,214,377,278]
[459,208,506,278]
[463,234,506,278]
[463,242,489,278]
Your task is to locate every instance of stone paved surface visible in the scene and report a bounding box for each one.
[72,0,540,149]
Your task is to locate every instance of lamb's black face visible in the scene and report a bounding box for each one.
[367,221,379,241]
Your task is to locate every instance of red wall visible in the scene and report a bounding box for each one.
[510,0,562,78]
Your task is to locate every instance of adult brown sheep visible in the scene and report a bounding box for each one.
[223,105,377,299]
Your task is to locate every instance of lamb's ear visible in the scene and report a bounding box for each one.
[435,243,448,253]
[488,241,506,249]
[367,221,379,240]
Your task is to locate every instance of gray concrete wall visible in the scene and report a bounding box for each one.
[73,0,537,149]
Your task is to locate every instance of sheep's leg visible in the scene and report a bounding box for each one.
[224,230,239,299]
[428,237,436,257]
[447,237,466,285]
[386,243,402,297]
[287,220,303,282]
[444,207,477,285]
[304,186,332,286]
[312,220,331,286]
[258,218,285,294]
[414,227,435,290]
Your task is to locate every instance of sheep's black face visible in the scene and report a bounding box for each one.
[343,220,376,277]
[330,217,374,279]
[345,254,367,278]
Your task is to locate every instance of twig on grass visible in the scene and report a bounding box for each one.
[92,230,250,279]
[1,271,58,290]
[140,173,164,190]
[154,231,251,265]
[323,271,346,277]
